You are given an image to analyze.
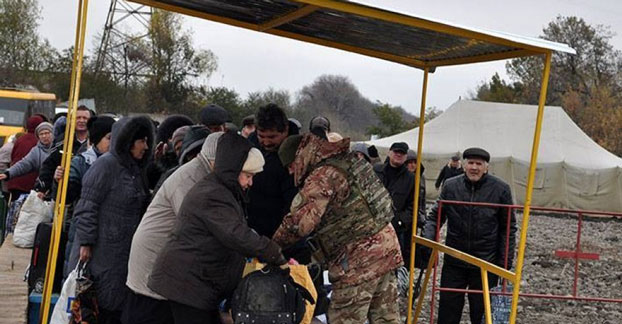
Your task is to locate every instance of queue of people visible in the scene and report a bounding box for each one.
[0,103,517,324]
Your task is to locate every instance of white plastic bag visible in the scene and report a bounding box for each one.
[13,190,53,248]
[50,264,79,324]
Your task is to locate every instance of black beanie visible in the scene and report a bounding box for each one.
[88,116,115,146]
[156,114,194,144]
[200,104,230,126]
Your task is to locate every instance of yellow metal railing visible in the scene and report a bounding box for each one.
[406,52,553,324]
[39,0,90,322]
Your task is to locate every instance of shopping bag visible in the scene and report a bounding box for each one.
[482,282,513,324]
[70,262,99,324]
[13,190,53,247]
[50,263,80,324]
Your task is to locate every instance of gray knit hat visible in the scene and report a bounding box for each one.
[35,122,53,138]
[201,131,224,161]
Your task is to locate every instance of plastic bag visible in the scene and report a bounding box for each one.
[482,282,513,324]
[13,190,53,247]
[50,263,80,324]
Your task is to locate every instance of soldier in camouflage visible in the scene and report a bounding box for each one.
[273,134,403,324]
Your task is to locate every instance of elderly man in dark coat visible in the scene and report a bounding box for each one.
[73,115,154,324]
[149,131,286,324]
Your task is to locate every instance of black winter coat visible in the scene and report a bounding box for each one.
[435,164,464,189]
[423,173,517,269]
[148,131,286,311]
[34,134,87,195]
[246,123,299,237]
[72,116,154,311]
[374,161,422,231]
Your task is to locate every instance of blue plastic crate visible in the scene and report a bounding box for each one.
[28,292,59,324]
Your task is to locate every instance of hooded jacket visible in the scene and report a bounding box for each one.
[272,135,403,288]
[7,115,43,192]
[72,116,154,311]
[423,173,517,269]
[5,140,53,180]
[148,131,285,310]
[127,132,218,300]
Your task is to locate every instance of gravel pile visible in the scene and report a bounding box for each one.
[400,211,622,324]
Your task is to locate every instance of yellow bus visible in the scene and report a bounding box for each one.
[0,89,57,145]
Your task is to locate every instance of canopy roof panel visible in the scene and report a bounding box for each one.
[130,0,575,69]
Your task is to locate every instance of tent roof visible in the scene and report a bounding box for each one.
[129,0,575,69]
[366,100,622,169]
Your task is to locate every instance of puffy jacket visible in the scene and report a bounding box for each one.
[72,116,154,312]
[423,173,517,269]
[148,131,285,311]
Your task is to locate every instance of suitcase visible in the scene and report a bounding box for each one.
[27,222,67,294]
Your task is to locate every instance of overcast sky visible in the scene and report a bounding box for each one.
[38,0,622,116]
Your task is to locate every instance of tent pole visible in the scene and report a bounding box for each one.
[39,0,90,323]
[509,51,552,324]
[406,67,429,324]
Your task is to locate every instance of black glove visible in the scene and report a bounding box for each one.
[414,245,432,270]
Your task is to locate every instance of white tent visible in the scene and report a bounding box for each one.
[366,99,622,212]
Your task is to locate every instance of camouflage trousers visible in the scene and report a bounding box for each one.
[328,271,400,324]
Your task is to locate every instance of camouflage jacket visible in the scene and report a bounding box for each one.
[273,135,403,288]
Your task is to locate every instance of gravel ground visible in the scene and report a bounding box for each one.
[399,211,622,324]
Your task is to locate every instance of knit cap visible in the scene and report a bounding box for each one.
[242,148,264,174]
[202,131,224,161]
[88,116,116,146]
[35,122,53,138]
[171,126,191,149]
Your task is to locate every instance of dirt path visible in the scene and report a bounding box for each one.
[0,235,30,324]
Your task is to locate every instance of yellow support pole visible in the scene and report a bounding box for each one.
[406,67,429,324]
[508,51,552,324]
[39,0,90,322]
[481,269,492,324]
[413,248,437,323]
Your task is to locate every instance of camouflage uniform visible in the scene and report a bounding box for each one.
[273,135,403,324]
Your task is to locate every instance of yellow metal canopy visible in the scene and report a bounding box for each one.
[38,2,576,324]
[129,0,575,69]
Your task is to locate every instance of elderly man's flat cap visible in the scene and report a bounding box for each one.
[462,147,490,162]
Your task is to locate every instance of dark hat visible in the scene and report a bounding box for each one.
[179,125,210,164]
[156,114,193,144]
[242,115,255,127]
[406,149,417,162]
[451,154,461,161]
[309,116,330,132]
[367,145,379,158]
[132,125,152,142]
[278,135,303,167]
[462,147,490,162]
[88,116,115,146]
[200,104,230,127]
[389,142,409,154]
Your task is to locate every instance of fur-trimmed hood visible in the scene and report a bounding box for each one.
[110,115,155,168]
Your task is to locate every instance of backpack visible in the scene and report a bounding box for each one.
[231,266,315,324]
